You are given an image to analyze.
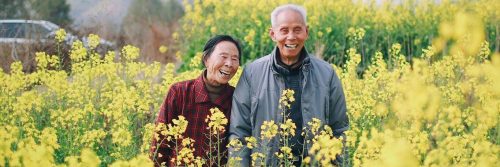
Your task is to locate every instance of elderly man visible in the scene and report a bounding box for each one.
[229,4,349,166]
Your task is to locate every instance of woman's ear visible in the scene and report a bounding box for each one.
[202,54,208,67]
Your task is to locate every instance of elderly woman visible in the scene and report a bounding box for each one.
[151,35,241,166]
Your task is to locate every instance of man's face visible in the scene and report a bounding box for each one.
[269,9,309,63]
[204,41,240,86]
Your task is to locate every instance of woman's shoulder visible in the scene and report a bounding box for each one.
[168,77,199,92]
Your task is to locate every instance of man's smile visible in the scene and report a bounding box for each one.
[285,44,297,49]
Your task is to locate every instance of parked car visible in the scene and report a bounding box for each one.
[0,19,115,72]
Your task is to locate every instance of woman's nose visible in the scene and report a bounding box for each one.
[224,59,234,67]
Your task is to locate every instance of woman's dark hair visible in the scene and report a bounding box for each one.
[202,35,242,67]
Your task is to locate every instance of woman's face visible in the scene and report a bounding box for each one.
[204,41,240,86]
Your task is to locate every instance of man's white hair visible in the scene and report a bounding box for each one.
[270,4,307,27]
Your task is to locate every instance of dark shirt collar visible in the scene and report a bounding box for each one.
[273,47,310,75]
[202,70,224,94]
[194,70,233,105]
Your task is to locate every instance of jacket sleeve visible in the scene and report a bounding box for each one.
[150,85,178,167]
[328,69,349,137]
[329,69,350,166]
[228,67,252,166]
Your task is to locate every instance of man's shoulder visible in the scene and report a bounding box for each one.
[308,55,334,72]
[242,54,272,74]
[247,55,271,67]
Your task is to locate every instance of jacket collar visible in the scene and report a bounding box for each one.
[270,46,311,75]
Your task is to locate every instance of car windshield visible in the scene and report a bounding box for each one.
[0,23,25,38]
[43,21,60,31]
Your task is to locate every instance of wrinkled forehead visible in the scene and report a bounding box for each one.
[214,41,239,55]
[273,9,307,28]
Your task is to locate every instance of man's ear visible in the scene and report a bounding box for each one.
[269,27,276,41]
[306,25,310,39]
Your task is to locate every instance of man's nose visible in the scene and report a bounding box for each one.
[287,32,297,40]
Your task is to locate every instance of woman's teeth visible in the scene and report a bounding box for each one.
[219,70,230,76]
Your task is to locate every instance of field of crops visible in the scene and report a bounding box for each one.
[1,0,499,166]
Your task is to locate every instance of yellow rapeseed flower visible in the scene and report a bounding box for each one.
[245,136,257,149]
[112,128,132,147]
[260,120,278,140]
[87,34,100,50]
[307,118,322,135]
[121,45,140,61]
[250,152,265,166]
[169,116,188,139]
[279,89,295,109]
[55,28,66,43]
[280,119,296,137]
[309,132,343,166]
[159,45,168,54]
[228,139,243,151]
[189,52,203,69]
[205,107,228,135]
[275,146,293,160]
[70,40,87,63]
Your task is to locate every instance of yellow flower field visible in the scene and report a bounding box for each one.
[1,0,499,166]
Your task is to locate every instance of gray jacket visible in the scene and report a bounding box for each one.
[229,47,349,166]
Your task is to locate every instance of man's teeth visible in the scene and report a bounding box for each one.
[285,44,297,49]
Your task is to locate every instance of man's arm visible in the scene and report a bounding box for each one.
[328,70,350,166]
[328,70,349,136]
[228,68,253,166]
[150,86,178,167]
